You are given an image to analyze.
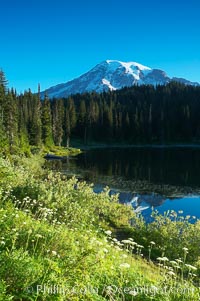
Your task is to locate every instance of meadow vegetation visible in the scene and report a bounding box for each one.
[0,155,200,300]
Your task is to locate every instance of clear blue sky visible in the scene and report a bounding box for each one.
[1,0,200,92]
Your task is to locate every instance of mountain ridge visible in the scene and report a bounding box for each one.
[41,60,200,98]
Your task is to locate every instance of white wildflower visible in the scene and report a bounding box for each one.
[170,260,177,265]
[137,244,144,248]
[129,241,137,246]
[168,271,176,276]
[96,241,103,246]
[175,258,183,263]
[35,234,43,238]
[121,239,131,244]
[104,230,112,236]
[121,254,128,258]
[185,264,197,271]
[115,246,123,251]
[119,263,130,269]
[157,257,169,262]
[112,238,118,242]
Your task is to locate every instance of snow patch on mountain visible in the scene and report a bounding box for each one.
[102,78,116,91]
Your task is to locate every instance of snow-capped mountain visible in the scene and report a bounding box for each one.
[41,60,199,98]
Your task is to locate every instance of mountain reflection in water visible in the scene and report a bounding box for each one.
[45,147,200,219]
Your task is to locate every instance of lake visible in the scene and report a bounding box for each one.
[47,147,200,220]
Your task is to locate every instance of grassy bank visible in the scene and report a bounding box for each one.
[0,155,199,300]
[30,145,82,157]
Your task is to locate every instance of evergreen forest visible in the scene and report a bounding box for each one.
[1,69,200,154]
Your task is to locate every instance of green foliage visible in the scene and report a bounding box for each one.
[128,209,200,264]
[0,156,199,300]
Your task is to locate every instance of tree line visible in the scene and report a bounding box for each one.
[1,69,200,154]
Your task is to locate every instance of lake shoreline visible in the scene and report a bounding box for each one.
[71,141,200,150]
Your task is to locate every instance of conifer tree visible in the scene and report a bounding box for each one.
[4,91,18,152]
[0,69,8,92]
[41,94,53,147]
[52,99,64,146]
[64,98,77,147]
[0,70,9,153]
[78,99,87,143]
[26,90,42,146]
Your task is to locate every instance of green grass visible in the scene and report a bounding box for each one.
[43,145,81,157]
[0,155,199,300]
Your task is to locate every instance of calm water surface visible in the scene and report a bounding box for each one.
[48,147,200,219]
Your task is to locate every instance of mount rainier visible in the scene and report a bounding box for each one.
[42,60,199,98]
